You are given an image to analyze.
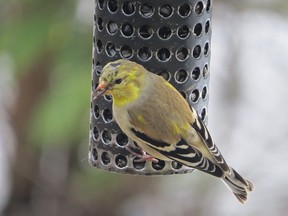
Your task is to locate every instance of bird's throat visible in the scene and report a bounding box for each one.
[112,84,140,107]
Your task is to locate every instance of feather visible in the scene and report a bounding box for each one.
[95,59,253,203]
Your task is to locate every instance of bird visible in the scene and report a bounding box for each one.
[93,59,253,203]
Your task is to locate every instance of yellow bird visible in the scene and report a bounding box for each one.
[93,59,253,203]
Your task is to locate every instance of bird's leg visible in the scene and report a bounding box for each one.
[125,146,159,163]
[137,149,159,163]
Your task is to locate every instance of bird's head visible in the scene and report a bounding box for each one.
[93,59,146,106]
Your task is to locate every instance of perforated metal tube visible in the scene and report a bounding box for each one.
[89,0,212,175]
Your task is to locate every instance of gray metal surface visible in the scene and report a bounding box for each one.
[89,0,212,175]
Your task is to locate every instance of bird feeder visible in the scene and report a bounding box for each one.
[89,0,212,175]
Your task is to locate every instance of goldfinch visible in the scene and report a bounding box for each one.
[93,59,253,203]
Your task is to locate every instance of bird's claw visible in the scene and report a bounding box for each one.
[125,146,159,163]
[134,155,159,163]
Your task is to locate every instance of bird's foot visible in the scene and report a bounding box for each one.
[125,146,159,163]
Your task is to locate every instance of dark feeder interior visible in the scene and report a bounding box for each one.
[89,0,212,175]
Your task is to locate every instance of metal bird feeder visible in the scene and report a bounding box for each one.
[89,0,212,175]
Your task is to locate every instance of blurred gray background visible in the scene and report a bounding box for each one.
[0,0,287,215]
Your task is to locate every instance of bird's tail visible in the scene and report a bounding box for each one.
[222,168,254,203]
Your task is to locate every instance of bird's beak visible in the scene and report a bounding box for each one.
[93,81,110,100]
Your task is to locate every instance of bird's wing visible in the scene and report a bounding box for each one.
[190,113,230,173]
[125,74,228,176]
[127,109,224,178]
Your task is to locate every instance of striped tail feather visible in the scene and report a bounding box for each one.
[222,168,254,203]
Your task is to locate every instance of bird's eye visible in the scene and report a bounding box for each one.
[115,78,123,84]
